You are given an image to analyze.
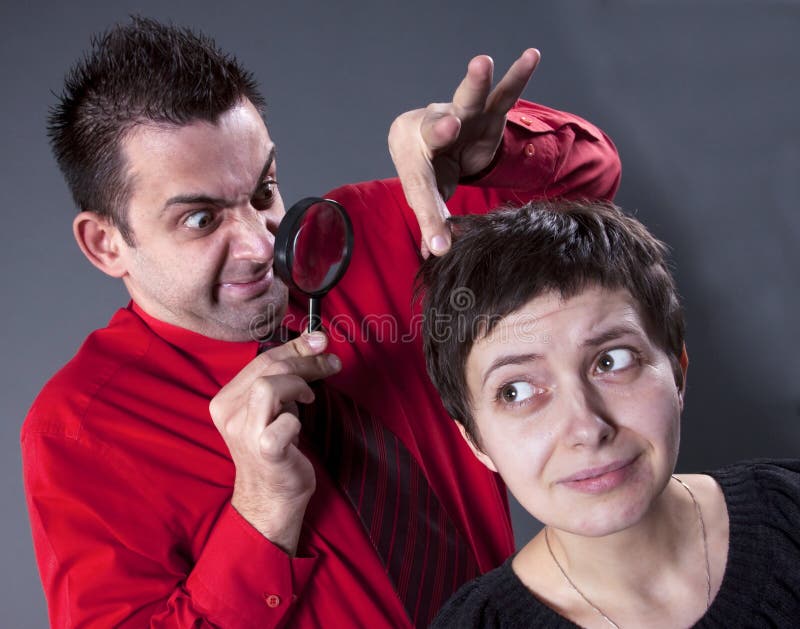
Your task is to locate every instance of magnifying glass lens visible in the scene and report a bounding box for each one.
[274,197,354,333]
[291,202,348,293]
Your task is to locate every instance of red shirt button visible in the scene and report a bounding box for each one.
[264,594,281,608]
[519,115,533,126]
[524,143,536,157]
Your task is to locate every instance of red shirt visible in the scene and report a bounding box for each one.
[22,100,620,628]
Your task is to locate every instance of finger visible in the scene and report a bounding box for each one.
[283,401,300,421]
[395,160,452,257]
[265,353,342,382]
[389,110,456,256]
[419,107,462,152]
[258,412,302,462]
[260,330,328,362]
[223,331,330,397]
[244,374,314,437]
[485,48,541,115]
[451,55,494,114]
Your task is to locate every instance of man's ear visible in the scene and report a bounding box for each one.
[677,343,689,409]
[455,421,498,473]
[73,211,129,278]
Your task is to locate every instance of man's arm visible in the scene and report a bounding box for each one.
[388,49,620,256]
[314,55,621,578]
[22,334,339,629]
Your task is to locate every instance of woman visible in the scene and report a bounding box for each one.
[419,200,799,628]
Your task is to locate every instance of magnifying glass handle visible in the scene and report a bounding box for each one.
[308,296,322,333]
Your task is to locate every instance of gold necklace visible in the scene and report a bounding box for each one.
[544,475,711,629]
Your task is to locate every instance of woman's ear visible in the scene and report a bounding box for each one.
[455,421,498,473]
[73,211,129,278]
[677,344,689,409]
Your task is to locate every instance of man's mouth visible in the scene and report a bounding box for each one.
[218,268,273,297]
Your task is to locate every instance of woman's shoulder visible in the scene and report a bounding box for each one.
[707,458,800,502]
[704,458,800,549]
[430,560,511,628]
[696,459,800,625]
[431,556,579,629]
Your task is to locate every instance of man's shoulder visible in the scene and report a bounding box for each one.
[21,307,154,440]
[324,177,402,203]
[322,177,408,223]
[323,176,491,212]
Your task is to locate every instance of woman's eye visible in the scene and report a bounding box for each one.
[252,179,278,209]
[595,348,636,373]
[184,210,214,229]
[498,381,538,405]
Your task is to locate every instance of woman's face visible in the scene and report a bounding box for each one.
[463,286,686,537]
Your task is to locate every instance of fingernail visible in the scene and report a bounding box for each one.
[327,355,341,371]
[306,332,326,350]
[431,235,449,254]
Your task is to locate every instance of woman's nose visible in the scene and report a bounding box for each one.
[561,383,616,449]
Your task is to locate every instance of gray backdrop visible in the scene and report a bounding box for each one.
[2,1,798,625]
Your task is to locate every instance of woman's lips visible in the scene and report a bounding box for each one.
[559,455,640,494]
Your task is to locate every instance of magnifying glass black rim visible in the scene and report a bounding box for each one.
[274,196,354,297]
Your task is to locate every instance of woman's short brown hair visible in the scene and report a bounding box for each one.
[417,199,685,444]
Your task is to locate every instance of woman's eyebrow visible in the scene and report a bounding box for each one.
[481,353,543,387]
[581,324,644,348]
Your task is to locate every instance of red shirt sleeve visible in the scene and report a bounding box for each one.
[22,430,317,628]
[313,98,621,577]
[460,99,621,200]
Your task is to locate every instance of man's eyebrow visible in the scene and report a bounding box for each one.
[160,145,276,214]
[581,324,644,348]
[481,353,543,387]
[250,145,277,197]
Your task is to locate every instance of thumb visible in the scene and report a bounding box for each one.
[419,110,462,152]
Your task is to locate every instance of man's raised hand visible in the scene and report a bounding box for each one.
[388,48,540,257]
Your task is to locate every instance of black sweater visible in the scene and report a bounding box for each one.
[431,459,800,628]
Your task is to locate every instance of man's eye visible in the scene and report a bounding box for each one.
[252,179,278,209]
[498,381,538,405]
[184,210,214,229]
[595,348,637,373]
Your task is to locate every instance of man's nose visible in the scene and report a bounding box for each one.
[227,208,275,262]
[560,382,616,449]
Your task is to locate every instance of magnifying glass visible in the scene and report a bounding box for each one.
[274,197,354,332]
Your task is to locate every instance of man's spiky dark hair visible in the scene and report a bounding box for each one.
[48,16,265,244]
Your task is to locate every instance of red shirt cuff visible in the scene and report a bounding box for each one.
[186,503,319,628]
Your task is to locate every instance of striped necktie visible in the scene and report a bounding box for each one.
[299,383,481,627]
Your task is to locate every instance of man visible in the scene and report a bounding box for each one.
[22,17,620,628]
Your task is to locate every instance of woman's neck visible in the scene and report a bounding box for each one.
[553,477,692,593]
[514,474,722,629]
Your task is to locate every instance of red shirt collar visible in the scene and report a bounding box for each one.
[128,301,260,387]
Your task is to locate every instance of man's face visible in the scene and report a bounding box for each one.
[116,99,288,341]
[463,286,684,537]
